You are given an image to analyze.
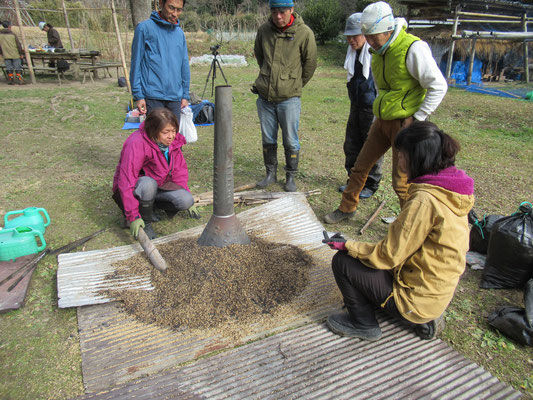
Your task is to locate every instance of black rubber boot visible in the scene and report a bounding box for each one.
[256,145,278,188]
[7,73,14,85]
[284,150,299,192]
[138,199,157,239]
[155,200,178,219]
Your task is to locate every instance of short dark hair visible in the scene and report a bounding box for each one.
[2,21,10,29]
[394,120,460,179]
[143,108,179,142]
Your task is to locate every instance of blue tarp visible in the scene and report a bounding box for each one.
[440,58,483,84]
[450,83,527,99]
[121,100,215,130]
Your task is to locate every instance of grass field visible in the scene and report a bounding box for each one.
[0,43,532,399]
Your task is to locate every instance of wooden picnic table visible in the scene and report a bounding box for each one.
[28,49,101,80]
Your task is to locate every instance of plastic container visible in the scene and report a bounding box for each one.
[4,207,50,234]
[0,227,46,262]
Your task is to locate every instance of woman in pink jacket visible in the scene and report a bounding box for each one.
[112,108,197,239]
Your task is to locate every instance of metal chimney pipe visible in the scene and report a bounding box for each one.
[198,86,251,247]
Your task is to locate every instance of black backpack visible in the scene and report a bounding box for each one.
[194,102,214,125]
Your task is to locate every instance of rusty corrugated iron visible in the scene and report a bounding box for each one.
[59,196,521,399]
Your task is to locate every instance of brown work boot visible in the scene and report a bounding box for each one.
[324,208,356,224]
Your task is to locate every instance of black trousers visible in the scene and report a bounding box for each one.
[344,104,383,192]
[332,251,406,328]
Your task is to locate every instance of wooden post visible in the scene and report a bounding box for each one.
[110,0,132,93]
[467,37,477,86]
[13,0,35,84]
[446,4,461,80]
[522,13,529,83]
[61,0,75,50]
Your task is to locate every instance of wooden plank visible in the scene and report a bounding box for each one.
[0,255,38,312]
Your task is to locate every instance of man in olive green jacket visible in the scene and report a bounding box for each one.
[0,21,24,84]
[252,0,317,192]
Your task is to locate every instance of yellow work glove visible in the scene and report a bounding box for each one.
[129,218,145,239]
[187,205,201,219]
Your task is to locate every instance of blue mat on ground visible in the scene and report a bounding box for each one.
[451,83,528,99]
[122,122,213,130]
[122,100,215,130]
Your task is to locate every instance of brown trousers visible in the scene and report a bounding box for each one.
[339,117,413,213]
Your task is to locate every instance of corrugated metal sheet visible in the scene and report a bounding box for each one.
[79,317,521,400]
[58,195,325,308]
[63,196,521,398]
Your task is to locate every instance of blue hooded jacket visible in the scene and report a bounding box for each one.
[130,11,190,102]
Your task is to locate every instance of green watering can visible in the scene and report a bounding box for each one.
[4,207,51,234]
[0,227,47,262]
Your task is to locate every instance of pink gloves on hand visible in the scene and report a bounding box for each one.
[322,231,347,251]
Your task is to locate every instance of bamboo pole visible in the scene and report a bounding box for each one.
[445,4,460,80]
[458,11,521,20]
[522,13,529,83]
[467,37,477,86]
[13,0,36,84]
[110,0,131,93]
[61,0,75,50]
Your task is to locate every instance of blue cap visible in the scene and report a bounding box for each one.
[269,0,294,8]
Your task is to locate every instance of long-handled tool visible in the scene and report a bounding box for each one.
[359,200,386,235]
[7,250,49,292]
[137,227,168,273]
[1,229,107,292]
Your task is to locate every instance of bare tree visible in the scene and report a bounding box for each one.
[129,0,151,27]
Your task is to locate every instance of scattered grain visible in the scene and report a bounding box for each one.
[108,236,317,339]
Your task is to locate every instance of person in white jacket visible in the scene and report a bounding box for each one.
[324,1,447,224]
[338,13,382,200]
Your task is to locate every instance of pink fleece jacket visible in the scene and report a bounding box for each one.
[112,122,190,221]
[410,166,474,196]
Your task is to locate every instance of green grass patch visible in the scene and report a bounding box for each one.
[0,42,532,398]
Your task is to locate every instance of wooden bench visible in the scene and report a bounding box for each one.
[79,62,122,83]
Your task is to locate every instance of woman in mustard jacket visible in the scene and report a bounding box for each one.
[324,121,474,341]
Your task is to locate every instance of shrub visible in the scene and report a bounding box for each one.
[301,0,343,44]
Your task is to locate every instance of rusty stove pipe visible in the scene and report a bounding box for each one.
[197,86,250,247]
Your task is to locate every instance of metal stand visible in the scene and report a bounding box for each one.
[201,48,229,98]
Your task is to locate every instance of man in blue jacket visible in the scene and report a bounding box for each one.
[130,0,190,120]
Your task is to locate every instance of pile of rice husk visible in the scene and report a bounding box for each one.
[108,236,317,339]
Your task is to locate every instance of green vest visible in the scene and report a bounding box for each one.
[371,28,426,120]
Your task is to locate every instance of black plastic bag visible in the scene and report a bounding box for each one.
[525,278,533,328]
[480,202,533,289]
[468,210,504,254]
[488,306,533,346]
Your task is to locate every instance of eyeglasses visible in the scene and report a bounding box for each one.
[166,5,184,12]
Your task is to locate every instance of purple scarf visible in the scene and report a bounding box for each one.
[411,166,474,195]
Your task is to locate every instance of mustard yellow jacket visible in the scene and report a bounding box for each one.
[345,183,475,323]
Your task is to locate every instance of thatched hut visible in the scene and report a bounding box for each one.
[398,0,533,82]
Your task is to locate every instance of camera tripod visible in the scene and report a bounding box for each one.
[201,46,229,98]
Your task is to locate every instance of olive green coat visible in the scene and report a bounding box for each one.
[253,13,317,102]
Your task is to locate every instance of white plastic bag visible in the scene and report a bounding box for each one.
[179,106,197,143]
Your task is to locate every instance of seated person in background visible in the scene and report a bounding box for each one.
[324,121,474,341]
[112,108,198,240]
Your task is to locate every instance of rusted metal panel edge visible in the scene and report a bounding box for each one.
[79,317,521,400]
[58,195,327,308]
